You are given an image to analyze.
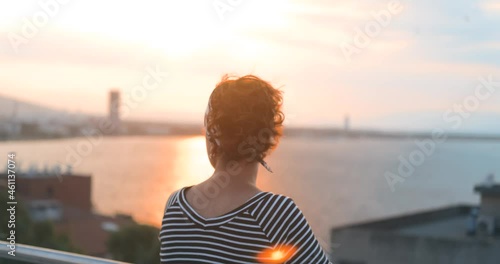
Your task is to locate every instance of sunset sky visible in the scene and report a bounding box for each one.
[1,0,500,131]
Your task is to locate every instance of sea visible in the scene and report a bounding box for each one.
[1,136,499,251]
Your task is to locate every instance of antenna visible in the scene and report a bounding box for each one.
[483,173,495,187]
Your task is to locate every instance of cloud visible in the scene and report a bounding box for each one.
[481,1,500,14]
[0,30,165,69]
[0,0,500,130]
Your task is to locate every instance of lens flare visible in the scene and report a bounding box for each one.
[271,250,285,260]
[257,245,296,263]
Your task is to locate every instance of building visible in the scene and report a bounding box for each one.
[0,118,21,140]
[330,178,500,264]
[16,173,92,212]
[344,115,350,131]
[1,171,134,257]
[108,89,121,134]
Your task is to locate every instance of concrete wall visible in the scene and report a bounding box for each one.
[331,229,500,264]
[481,196,500,225]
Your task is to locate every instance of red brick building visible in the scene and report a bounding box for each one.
[17,174,92,211]
[1,173,134,257]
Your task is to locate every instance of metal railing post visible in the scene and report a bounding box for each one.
[0,240,130,264]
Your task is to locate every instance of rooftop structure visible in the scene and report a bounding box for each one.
[331,176,500,264]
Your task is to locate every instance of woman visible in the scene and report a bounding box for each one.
[159,75,332,264]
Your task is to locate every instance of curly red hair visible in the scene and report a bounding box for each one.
[205,75,285,162]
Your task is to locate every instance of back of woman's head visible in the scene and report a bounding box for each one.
[205,75,285,163]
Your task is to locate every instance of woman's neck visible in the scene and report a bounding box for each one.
[186,158,262,219]
[211,157,259,189]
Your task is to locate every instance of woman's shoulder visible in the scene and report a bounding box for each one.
[252,191,302,215]
[260,191,296,204]
[162,188,184,213]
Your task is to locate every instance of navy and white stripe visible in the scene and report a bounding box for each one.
[159,187,332,263]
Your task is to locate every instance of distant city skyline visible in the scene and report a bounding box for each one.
[1,1,500,132]
[1,92,500,135]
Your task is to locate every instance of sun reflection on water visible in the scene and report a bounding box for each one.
[172,136,213,190]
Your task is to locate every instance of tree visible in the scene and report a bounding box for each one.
[107,224,160,264]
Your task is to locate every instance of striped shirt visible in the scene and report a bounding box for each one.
[159,187,332,264]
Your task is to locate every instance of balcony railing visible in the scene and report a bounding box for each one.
[0,241,129,264]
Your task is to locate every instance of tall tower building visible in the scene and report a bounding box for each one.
[109,90,121,134]
[344,114,350,131]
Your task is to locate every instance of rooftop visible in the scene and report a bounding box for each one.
[331,205,486,241]
[473,174,500,195]
[474,184,500,195]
